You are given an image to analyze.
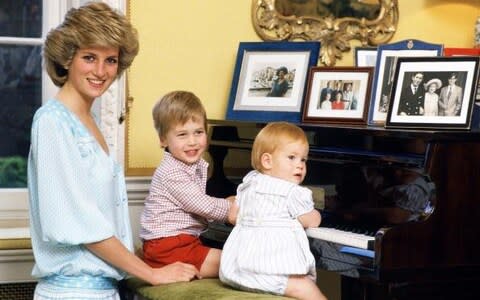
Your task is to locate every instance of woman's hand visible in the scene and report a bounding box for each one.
[86,237,200,286]
[151,262,201,285]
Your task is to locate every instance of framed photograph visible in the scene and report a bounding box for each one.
[444,47,480,101]
[355,47,377,67]
[386,56,480,130]
[226,41,321,123]
[302,67,373,125]
[368,39,443,125]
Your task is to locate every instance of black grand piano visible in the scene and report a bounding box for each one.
[203,119,480,300]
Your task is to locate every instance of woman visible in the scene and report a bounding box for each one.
[28,3,199,299]
[331,90,345,110]
[267,66,289,97]
[423,78,442,116]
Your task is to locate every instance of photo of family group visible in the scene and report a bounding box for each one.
[302,66,373,125]
[396,71,465,117]
[316,80,360,111]
[386,56,479,129]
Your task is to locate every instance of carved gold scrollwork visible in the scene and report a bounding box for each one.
[252,0,399,66]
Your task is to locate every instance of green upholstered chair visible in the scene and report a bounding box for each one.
[122,277,291,300]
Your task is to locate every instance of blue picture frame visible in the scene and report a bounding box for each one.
[368,39,443,125]
[226,41,320,123]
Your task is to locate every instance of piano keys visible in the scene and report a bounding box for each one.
[305,227,375,250]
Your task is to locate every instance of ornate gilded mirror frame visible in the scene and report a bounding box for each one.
[252,0,399,66]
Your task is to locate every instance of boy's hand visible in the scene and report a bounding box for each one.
[226,195,236,203]
[227,200,239,225]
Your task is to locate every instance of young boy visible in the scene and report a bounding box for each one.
[140,91,235,278]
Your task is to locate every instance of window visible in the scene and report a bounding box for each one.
[0,0,126,218]
[0,1,43,188]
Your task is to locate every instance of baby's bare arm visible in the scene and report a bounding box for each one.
[297,209,321,228]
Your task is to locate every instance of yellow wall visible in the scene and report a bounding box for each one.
[127,0,480,173]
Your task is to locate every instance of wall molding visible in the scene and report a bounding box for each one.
[125,176,151,204]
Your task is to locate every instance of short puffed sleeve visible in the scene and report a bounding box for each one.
[286,186,315,218]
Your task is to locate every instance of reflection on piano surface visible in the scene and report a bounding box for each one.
[204,119,480,299]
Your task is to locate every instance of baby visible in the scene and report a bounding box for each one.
[220,122,327,300]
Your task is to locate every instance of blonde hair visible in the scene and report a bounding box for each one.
[251,122,308,172]
[152,91,207,139]
[43,2,139,87]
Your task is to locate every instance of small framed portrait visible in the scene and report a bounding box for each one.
[302,66,374,125]
[226,41,320,123]
[354,47,377,67]
[386,56,480,130]
[368,39,443,126]
[444,47,480,101]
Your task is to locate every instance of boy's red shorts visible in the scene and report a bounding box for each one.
[142,234,210,271]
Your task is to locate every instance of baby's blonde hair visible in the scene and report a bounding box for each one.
[152,91,207,140]
[251,122,308,172]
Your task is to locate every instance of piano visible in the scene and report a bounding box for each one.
[203,119,480,300]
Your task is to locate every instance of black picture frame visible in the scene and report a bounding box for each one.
[386,56,480,130]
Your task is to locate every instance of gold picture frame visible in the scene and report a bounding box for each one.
[252,0,399,66]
